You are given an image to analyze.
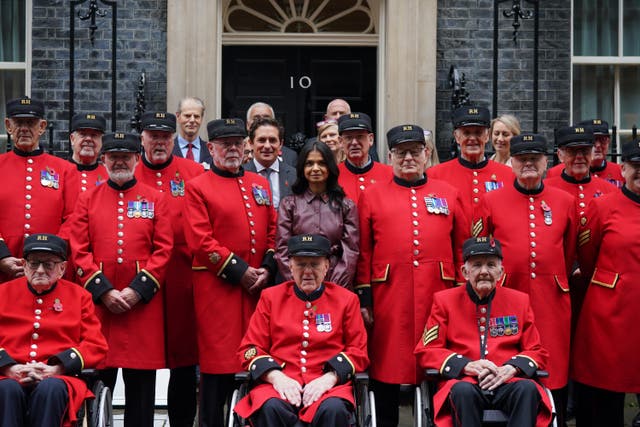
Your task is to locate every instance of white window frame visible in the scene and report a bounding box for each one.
[0,0,32,150]
[570,0,640,155]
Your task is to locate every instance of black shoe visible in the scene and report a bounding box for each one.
[632,411,640,427]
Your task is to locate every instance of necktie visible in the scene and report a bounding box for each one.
[186,143,195,161]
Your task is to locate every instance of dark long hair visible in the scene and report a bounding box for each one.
[292,141,345,210]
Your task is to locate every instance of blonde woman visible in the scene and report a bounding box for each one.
[424,129,440,168]
[317,120,346,164]
[490,114,521,167]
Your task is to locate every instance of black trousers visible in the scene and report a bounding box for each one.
[448,380,540,427]
[574,382,625,427]
[168,365,198,427]
[199,373,235,427]
[100,368,156,427]
[370,379,400,427]
[551,386,568,427]
[0,377,68,427]
[251,397,352,427]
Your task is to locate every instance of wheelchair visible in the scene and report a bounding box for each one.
[77,369,113,427]
[228,371,377,427]
[414,369,556,427]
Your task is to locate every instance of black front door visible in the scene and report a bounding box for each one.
[222,45,377,141]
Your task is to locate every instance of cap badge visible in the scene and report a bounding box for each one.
[36,235,49,241]
[21,99,31,105]
[402,125,413,131]
[523,135,534,141]
[468,108,478,114]
[115,132,125,139]
[302,236,313,242]
[86,114,96,120]
[155,112,166,118]
[575,127,585,134]
[225,119,236,125]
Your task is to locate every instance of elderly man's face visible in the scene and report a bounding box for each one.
[247,105,274,130]
[24,253,66,291]
[71,128,103,164]
[325,100,350,120]
[4,117,47,152]
[559,145,593,178]
[176,100,204,140]
[622,161,640,195]
[103,152,139,183]
[592,135,611,164]
[389,142,427,182]
[462,255,504,299]
[290,256,330,295]
[454,126,489,162]
[340,130,373,164]
[511,153,547,186]
[141,129,175,164]
[208,136,244,172]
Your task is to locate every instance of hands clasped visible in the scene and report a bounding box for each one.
[2,362,64,386]
[463,359,517,391]
[267,370,338,407]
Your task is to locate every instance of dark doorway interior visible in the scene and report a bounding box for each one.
[222,45,377,141]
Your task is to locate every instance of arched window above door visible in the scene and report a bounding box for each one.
[223,0,376,34]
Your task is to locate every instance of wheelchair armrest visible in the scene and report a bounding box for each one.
[235,371,250,382]
[354,372,369,385]
[425,368,441,379]
[534,370,549,379]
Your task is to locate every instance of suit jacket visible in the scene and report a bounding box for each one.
[280,146,298,167]
[244,159,296,208]
[173,136,212,167]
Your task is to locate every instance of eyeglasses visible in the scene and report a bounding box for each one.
[213,140,244,150]
[26,260,64,271]
[391,147,425,159]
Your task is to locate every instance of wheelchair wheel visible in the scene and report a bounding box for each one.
[415,381,435,427]
[227,382,249,427]
[88,380,113,427]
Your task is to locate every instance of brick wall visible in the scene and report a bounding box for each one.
[31,0,168,155]
[435,0,571,160]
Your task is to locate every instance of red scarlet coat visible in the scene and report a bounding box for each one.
[337,161,393,206]
[545,172,617,223]
[474,182,577,389]
[572,187,640,392]
[0,149,78,266]
[414,284,552,427]
[136,155,205,368]
[70,160,108,192]
[356,176,469,384]
[183,167,277,374]
[234,281,368,423]
[547,162,624,188]
[0,277,108,426]
[428,157,513,224]
[68,179,173,369]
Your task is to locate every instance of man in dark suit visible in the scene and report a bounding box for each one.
[244,117,296,209]
[173,97,212,168]
[246,102,298,168]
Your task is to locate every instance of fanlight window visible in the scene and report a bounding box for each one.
[224,0,375,33]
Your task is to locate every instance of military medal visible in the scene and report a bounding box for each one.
[252,184,270,206]
[541,200,552,225]
[315,313,332,332]
[424,196,449,215]
[484,181,504,192]
[53,298,63,312]
[170,172,185,197]
[127,201,135,218]
[40,167,59,189]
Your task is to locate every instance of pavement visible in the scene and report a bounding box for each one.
[112,393,640,426]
